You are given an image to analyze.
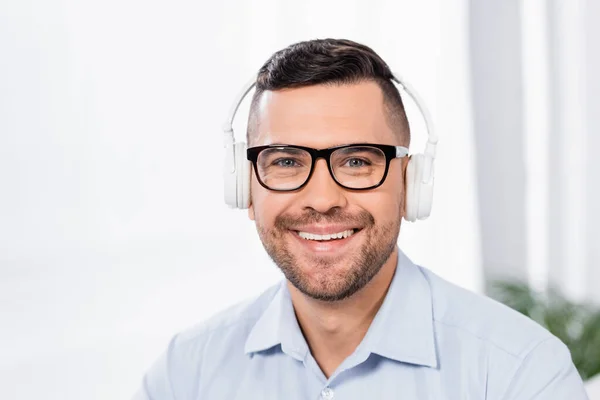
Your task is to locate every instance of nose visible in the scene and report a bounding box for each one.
[299,158,348,213]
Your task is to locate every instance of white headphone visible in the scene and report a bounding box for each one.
[222,73,439,222]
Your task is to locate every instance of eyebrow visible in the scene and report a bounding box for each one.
[265,147,307,155]
[266,142,364,148]
[336,146,383,155]
[267,142,289,146]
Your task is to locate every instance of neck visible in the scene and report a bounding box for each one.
[287,247,398,378]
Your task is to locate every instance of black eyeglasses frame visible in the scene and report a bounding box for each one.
[246,143,409,192]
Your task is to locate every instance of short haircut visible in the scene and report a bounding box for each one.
[246,38,410,146]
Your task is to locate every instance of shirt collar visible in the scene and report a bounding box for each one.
[360,249,438,368]
[244,280,309,361]
[244,249,438,368]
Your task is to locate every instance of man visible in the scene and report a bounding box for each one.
[134,39,588,399]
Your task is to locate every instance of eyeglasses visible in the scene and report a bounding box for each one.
[246,143,409,191]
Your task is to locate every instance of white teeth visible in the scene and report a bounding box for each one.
[298,229,355,241]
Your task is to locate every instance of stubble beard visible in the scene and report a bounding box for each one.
[255,208,401,302]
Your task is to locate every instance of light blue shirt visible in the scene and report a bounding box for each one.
[134,250,588,399]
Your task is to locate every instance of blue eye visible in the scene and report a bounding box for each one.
[274,158,300,167]
[345,158,371,167]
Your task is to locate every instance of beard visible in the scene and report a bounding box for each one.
[255,207,400,302]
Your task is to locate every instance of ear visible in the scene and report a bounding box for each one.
[248,203,255,221]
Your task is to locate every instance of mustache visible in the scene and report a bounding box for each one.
[274,208,375,230]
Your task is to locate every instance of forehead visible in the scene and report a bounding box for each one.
[252,81,396,147]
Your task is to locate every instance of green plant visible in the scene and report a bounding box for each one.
[490,280,600,381]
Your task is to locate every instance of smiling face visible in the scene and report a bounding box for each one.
[248,81,409,301]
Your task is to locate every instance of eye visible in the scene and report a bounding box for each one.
[344,158,371,167]
[273,158,301,168]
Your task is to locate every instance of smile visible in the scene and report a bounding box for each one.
[290,227,362,254]
[297,229,355,241]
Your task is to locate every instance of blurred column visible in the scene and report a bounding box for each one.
[521,0,551,293]
[547,0,589,303]
[584,0,600,304]
[468,0,528,289]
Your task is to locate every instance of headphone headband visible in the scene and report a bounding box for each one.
[223,77,256,147]
[222,73,438,160]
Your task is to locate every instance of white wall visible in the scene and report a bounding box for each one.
[468,0,600,307]
[468,0,528,286]
[546,0,591,303]
[0,1,481,398]
[584,0,600,305]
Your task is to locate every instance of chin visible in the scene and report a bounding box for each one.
[296,279,362,302]
[286,259,368,301]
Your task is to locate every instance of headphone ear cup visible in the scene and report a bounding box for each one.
[404,154,421,222]
[417,154,434,220]
[223,141,250,209]
[235,142,250,209]
[223,143,238,208]
[404,154,434,222]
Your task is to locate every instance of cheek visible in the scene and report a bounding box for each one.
[250,182,290,226]
[355,192,402,222]
[382,165,406,208]
[351,186,404,223]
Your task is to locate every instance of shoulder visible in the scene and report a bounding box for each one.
[153,282,282,398]
[136,282,282,399]
[419,266,554,359]
[418,267,587,396]
[173,280,281,351]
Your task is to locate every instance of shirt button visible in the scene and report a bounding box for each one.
[320,387,334,400]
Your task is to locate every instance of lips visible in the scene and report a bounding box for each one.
[289,226,362,254]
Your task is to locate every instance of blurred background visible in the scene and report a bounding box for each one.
[0,0,598,398]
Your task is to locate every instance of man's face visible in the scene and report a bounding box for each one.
[248,81,408,301]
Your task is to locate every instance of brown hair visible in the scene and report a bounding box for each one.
[246,38,410,146]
